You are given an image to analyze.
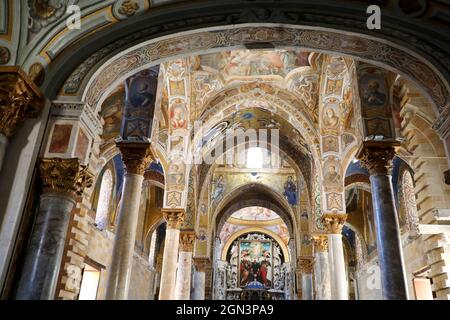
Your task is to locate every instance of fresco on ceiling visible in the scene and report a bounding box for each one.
[219,208,290,247]
[200,50,310,77]
[231,207,280,221]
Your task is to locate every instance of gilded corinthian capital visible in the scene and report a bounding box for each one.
[356,140,400,176]
[322,213,347,234]
[0,67,44,137]
[162,208,185,229]
[312,234,328,252]
[39,158,93,198]
[116,138,154,175]
[179,230,196,252]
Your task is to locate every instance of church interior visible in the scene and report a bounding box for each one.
[0,0,449,301]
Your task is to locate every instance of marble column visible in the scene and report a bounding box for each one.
[313,235,331,300]
[105,140,153,300]
[298,257,314,300]
[158,209,185,300]
[192,257,210,300]
[15,158,92,299]
[0,67,44,172]
[323,213,348,300]
[357,141,408,300]
[174,231,196,300]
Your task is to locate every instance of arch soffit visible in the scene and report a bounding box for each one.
[212,183,299,237]
[54,24,449,119]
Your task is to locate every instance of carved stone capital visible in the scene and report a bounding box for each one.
[179,230,196,252]
[297,256,314,274]
[162,208,185,229]
[193,257,211,272]
[444,170,450,186]
[116,139,153,175]
[322,213,347,234]
[0,67,44,137]
[312,234,328,253]
[39,158,93,198]
[356,140,400,176]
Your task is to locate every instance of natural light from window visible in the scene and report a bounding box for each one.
[246,147,263,169]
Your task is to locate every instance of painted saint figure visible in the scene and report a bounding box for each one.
[362,79,386,106]
[211,175,225,203]
[283,176,298,206]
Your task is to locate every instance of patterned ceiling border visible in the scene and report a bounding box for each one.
[66,25,448,118]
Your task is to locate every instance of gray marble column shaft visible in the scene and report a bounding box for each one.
[106,173,144,300]
[301,273,313,300]
[192,270,206,300]
[328,234,348,300]
[174,251,193,300]
[313,251,331,300]
[159,228,181,300]
[370,174,408,299]
[15,194,75,299]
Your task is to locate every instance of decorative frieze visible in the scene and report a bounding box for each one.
[0,67,44,137]
[162,208,185,230]
[357,140,400,176]
[179,231,196,252]
[322,213,347,234]
[116,139,153,175]
[312,234,328,252]
[39,157,93,198]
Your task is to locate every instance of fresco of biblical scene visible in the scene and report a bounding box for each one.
[239,240,272,288]
[169,99,188,130]
[322,136,339,153]
[48,124,72,153]
[200,50,310,77]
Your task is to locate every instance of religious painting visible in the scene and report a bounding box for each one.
[169,79,185,96]
[122,67,159,138]
[169,99,188,130]
[341,133,355,150]
[197,227,207,241]
[359,72,389,117]
[326,56,346,78]
[364,117,394,139]
[239,240,272,288]
[322,101,340,131]
[326,192,343,211]
[323,158,342,192]
[283,175,298,206]
[322,136,339,153]
[168,161,184,184]
[211,174,225,203]
[201,49,310,77]
[49,124,72,153]
[325,78,343,96]
[74,129,89,160]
